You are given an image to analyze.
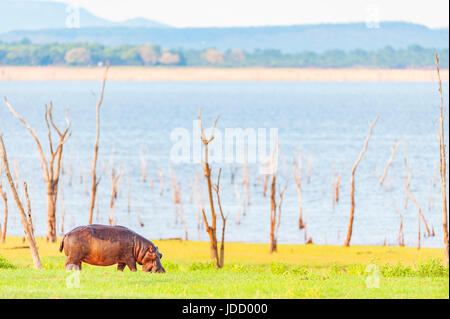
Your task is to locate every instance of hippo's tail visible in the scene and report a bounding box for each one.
[59,235,65,252]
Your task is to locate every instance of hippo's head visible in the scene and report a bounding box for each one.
[141,246,165,273]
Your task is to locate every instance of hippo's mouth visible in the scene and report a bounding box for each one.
[152,266,166,273]
[143,261,165,273]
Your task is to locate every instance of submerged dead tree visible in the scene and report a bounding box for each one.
[109,165,122,226]
[379,140,400,186]
[404,149,412,209]
[0,161,7,243]
[0,135,42,269]
[262,156,270,197]
[158,169,164,196]
[198,109,226,268]
[292,149,304,229]
[344,115,378,247]
[170,169,189,240]
[435,54,449,262]
[306,156,312,184]
[403,161,432,237]
[170,169,181,224]
[234,180,242,224]
[4,99,70,242]
[242,153,250,208]
[332,162,342,210]
[335,173,341,203]
[140,147,148,183]
[88,63,109,225]
[393,202,405,247]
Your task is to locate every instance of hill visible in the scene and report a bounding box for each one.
[0,0,170,34]
[0,22,448,53]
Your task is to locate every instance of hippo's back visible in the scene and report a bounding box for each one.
[84,224,138,241]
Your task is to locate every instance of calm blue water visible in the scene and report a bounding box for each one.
[0,80,448,248]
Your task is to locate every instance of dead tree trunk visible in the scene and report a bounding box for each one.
[158,169,164,196]
[269,142,280,254]
[404,167,432,237]
[335,173,341,203]
[269,174,277,253]
[242,155,250,207]
[23,182,34,237]
[198,109,222,267]
[0,161,8,243]
[306,157,312,184]
[4,99,70,242]
[170,169,181,224]
[404,163,412,209]
[109,161,121,226]
[171,169,188,240]
[344,115,378,247]
[0,135,42,269]
[212,168,228,268]
[393,202,405,247]
[88,64,109,225]
[435,54,449,262]
[275,182,288,249]
[140,147,148,183]
[379,141,400,186]
[234,180,242,224]
[292,149,304,229]
[262,158,269,197]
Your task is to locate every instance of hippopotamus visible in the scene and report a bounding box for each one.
[59,224,165,273]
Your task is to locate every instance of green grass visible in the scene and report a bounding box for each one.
[0,237,448,299]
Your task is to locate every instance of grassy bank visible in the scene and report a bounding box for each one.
[0,66,448,82]
[0,237,448,298]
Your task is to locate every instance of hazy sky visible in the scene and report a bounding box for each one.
[49,0,449,28]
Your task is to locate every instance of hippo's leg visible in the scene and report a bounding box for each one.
[64,257,81,271]
[117,263,126,271]
[125,259,137,272]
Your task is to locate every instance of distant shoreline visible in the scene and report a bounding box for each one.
[0,66,448,82]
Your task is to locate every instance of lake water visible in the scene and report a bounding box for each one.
[0,80,448,248]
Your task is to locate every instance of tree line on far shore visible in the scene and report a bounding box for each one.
[0,39,448,68]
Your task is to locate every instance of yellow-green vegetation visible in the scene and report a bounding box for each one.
[0,237,448,299]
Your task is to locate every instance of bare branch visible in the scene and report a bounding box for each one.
[344,115,379,247]
[88,63,109,224]
[4,97,50,181]
[379,140,400,186]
